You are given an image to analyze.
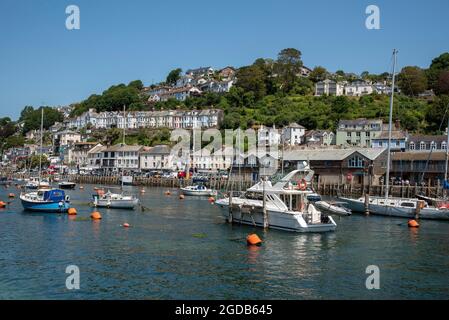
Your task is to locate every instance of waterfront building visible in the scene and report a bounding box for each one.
[406,134,448,152]
[258,125,281,146]
[139,145,173,171]
[86,144,107,170]
[391,151,447,185]
[101,144,143,172]
[67,142,101,167]
[283,148,388,185]
[336,118,383,147]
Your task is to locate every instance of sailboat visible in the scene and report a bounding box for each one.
[338,50,449,221]
[92,105,139,209]
[20,108,71,213]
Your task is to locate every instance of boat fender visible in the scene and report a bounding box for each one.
[297,179,307,191]
[408,220,419,228]
[246,234,262,246]
[65,195,70,201]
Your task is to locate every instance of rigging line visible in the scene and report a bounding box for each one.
[420,104,449,183]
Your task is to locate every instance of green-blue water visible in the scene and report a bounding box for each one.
[0,185,448,299]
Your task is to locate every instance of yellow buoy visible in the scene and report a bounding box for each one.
[408,220,419,228]
[68,208,77,215]
[90,211,102,220]
[246,233,262,246]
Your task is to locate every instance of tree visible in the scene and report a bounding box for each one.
[427,52,449,93]
[166,68,182,85]
[398,66,428,96]
[128,80,143,90]
[309,66,328,83]
[436,71,449,95]
[274,48,303,92]
[235,65,267,100]
[21,106,64,133]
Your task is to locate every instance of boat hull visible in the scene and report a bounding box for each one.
[58,183,76,189]
[181,188,217,196]
[338,197,449,220]
[93,198,139,209]
[215,199,336,233]
[21,199,70,213]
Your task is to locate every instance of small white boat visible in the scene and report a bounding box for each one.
[92,190,139,209]
[26,177,50,189]
[58,181,76,189]
[314,201,351,216]
[181,185,217,196]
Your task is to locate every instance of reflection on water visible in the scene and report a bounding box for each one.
[0,185,449,299]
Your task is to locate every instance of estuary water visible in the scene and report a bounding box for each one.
[0,185,448,299]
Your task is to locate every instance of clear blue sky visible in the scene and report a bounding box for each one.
[1,0,448,119]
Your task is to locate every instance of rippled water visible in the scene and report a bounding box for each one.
[0,185,448,299]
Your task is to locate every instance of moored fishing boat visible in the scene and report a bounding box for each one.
[20,188,71,213]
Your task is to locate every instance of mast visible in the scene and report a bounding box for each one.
[38,108,44,183]
[445,116,449,198]
[385,49,397,199]
[122,105,126,145]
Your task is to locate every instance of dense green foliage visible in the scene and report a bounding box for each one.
[19,106,63,134]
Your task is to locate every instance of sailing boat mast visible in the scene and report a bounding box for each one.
[385,49,398,199]
[444,116,449,197]
[38,108,44,183]
[122,105,126,145]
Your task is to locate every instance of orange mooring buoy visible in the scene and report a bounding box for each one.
[8,193,15,198]
[208,197,215,203]
[90,211,102,220]
[123,223,130,228]
[68,208,77,215]
[0,201,6,208]
[246,233,262,246]
[165,190,171,196]
[179,194,185,199]
[408,220,419,228]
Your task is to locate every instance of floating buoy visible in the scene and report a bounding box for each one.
[408,220,419,228]
[90,211,102,220]
[165,190,171,196]
[208,197,215,203]
[0,201,6,208]
[179,194,185,199]
[68,208,77,215]
[79,186,84,190]
[246,233,262,246]
[123,223,130,228]
[97,189,105,196]
[140,189,145,193]
[8,193,15,198]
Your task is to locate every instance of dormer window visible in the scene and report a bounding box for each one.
[442,142,447,150]
[420,142,426,150]
[431,141,437,150]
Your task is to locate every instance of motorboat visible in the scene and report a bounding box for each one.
[180,185,217,196]
[92,190,140,209]
[58,181,76,189]
[215,166,337,233]
[25,177,50,190]
[20,188,71,213]
[314,200,351,216]
[339,196,449,220]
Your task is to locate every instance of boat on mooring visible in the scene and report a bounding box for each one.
[181,184,217,196]
[92,189,140,209]
[314,200,352,216]
[20,188,71,213]
[25,177,50,190]
[215,166,337,233]
[58,181,76,189]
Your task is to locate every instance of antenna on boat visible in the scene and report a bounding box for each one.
[385,49,397,199]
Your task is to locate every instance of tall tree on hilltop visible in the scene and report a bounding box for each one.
[309,66,328,83]
[274,48,303,93]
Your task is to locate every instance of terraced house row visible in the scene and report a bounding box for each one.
[66,109,224,130]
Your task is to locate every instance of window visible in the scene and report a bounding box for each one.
[356,132,361,137]
[409,142,415,150]
[366,131,370,137]
[420,142,426,150]
[431,141,436,150]
[348,156,365,168]
[442,142,447,150]
[347,132,351,137]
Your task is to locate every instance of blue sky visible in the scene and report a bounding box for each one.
[1,0,448,119]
